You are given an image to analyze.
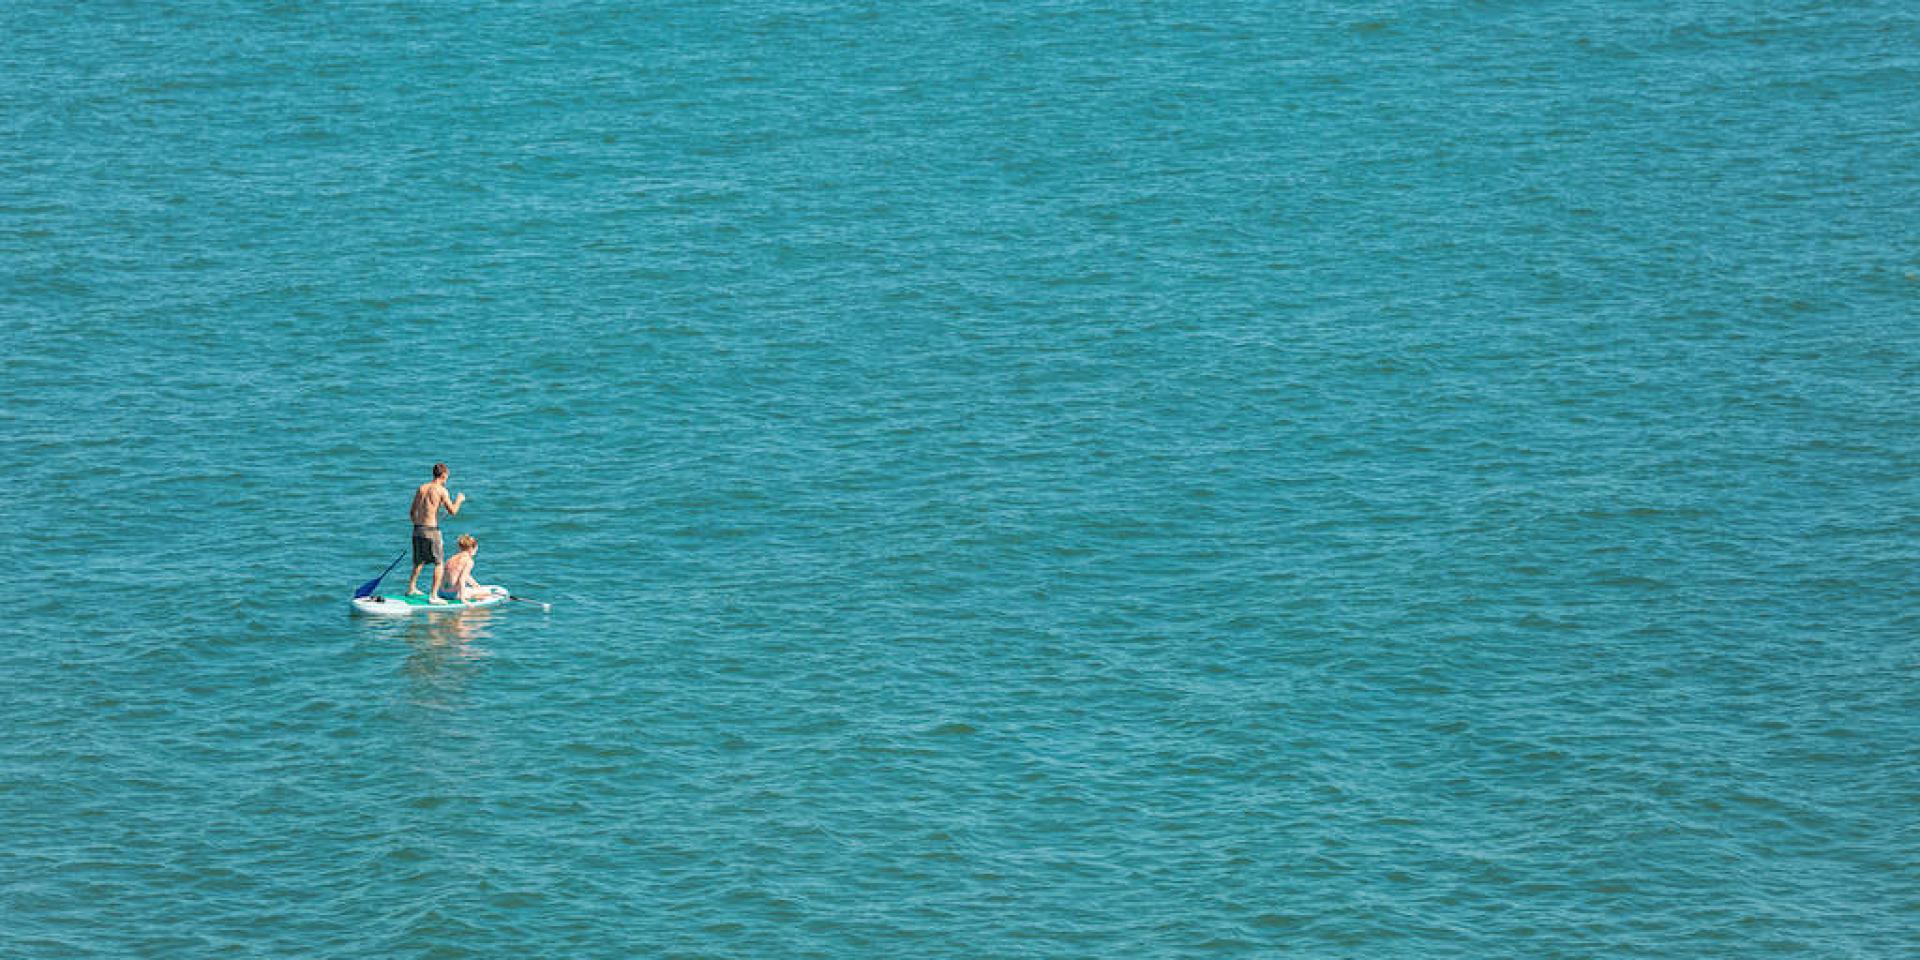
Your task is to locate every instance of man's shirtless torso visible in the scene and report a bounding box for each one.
[412,481,454,528]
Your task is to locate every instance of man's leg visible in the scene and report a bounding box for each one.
[407,562,425,594]
[422,529,447,603]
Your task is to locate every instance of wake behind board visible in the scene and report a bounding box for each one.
[352,587,508,616]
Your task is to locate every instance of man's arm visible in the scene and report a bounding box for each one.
[442,488,466,517]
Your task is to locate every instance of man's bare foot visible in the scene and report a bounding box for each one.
[428,595,449,605]
[407,588,424,596]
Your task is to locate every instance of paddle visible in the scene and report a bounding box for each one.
[354,552,408,599]
[507,595,552,613]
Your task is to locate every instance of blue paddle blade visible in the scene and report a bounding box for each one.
[354,552,407,598]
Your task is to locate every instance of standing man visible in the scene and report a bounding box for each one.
[406,462,467,604]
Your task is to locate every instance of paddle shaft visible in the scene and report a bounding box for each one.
[355,552,408,598]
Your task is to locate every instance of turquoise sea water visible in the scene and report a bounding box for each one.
[4,1,1917,956]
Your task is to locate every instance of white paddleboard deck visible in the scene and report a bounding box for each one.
[351,586,509,616]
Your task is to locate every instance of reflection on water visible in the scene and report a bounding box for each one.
[386,609,497,710]
[403,607,497,649]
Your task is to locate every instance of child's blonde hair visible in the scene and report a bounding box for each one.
[457,534,477,552]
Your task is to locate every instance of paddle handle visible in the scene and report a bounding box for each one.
[507,595,552,612]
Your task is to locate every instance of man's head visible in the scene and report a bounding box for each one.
[457,534,477,553]
[432,462,449,480]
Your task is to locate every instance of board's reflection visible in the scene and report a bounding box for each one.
[397,609,495,709]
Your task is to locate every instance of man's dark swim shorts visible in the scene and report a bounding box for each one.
[412,525,443,565]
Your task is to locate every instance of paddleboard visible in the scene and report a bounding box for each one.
[351,586,509,616]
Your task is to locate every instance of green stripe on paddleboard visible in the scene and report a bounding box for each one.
[376,594,494,607]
